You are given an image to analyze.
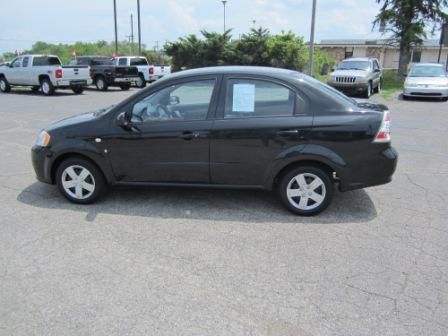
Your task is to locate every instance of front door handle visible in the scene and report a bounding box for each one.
[180,131,209,140]
[180,131,195,140]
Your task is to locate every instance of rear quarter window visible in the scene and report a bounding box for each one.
[32,57,61,66]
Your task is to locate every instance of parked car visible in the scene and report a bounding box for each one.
[148,64,171,82]
[327,57,382,98]
[113,56,151,88]
[31,66,397,216]
[0,55,91,95]
[69,56,139,91]
[403,63,448,101]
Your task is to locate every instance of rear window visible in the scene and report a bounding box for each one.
[92,58,114,66]
[32,57,61,66]
[130,58,148,66]
[118,58,127,66]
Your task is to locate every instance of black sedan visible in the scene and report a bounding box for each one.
[31,66,398,215]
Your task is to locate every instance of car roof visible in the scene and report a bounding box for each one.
[342,57,375,62]
[412,63,444,67]
[163,66,304,81]
[19,55,59,58]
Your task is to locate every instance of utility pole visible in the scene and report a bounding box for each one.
[221,0,228,34]
[113,0,118,54]
[307,0,317,76]
[137,0,142,55]
[130,14,134,55]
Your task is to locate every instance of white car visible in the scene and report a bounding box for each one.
[0,55,91,95]
[403,63,448,101]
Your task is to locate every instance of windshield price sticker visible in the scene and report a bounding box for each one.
[232,84,255,112]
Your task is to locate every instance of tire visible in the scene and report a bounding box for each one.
[56,157,107,204]
[31,86,40,93]
[120,84,131,91]
[278,166,334,216]
[364,82,372,99]
[72,86,84,94]
[375,80,381,94]
[135,74,146,88]
[0,77,11,93]
[440,97,448,102]
[95,76,108,91]
[40,77,55,96]
[402,94,410,101]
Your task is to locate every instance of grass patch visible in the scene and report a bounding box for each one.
[381,69,404,99]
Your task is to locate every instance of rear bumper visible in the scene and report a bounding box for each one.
[31,146,53,184]
[340,146,398,192]
[113,77,138,84]
[55,79,92,87]
[403,86,448,97]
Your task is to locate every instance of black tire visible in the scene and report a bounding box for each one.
[375,80,382,94]
[31,86,40,93]
[40,77,55,96]
[402,94,410,101]
[0,77,11,93]
[56,157,107,204]
[135,74,146,88]
[72,86,84,94]
[440,97,448,102]
[120,84,131,91]
[95,76,108,91]
[364,82,372,99]
[278,166,334,216]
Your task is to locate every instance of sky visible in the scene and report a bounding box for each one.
[0,0,388,54]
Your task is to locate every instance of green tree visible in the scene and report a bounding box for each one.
[374,0,448,75]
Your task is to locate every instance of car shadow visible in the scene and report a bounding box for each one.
[5,89,77,97]
[17,183,377,225]
[84,87,139,93]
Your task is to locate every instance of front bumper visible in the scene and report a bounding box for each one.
[403,86,448,98]
[31,145,53,184]
[340,147,398,192]
[328,81,369,93]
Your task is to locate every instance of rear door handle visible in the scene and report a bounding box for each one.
[180,131,195,140]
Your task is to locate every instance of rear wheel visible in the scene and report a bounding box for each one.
[375,80,381,94]
[56,157,106,204]
[72,86,84,94]
[120,84,131,91]
[0,77,11,93]
[135,75,146,88]
[278,166,334,216]
[40,78,55,96]
[95,76,108,91]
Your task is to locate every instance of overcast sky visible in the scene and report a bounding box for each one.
[0,0,387,54]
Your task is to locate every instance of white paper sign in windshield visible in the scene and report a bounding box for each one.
[232,84,255,112]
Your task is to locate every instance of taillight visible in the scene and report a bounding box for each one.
[374,110,391,143]
[149,67,154,75]
[55,69,62,79]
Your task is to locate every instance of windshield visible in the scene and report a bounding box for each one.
[337,61,370,71]
[409,66,446,77]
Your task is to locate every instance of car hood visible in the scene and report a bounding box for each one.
[331,69,369,77]
[45,107,113,132]
[405,76,448,86]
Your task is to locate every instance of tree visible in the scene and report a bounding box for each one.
[374,0,448,75]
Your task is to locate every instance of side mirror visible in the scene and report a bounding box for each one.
[117,111,130,128]
[374,68,381,73]
[169,95,180,105]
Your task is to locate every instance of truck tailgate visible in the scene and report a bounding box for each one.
[61,66,90,82]
[115,66,139,78]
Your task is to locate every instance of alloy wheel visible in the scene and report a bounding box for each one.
[61,165,96,200]
[0,80,5,91]
[286,173,327,211]
[42,82,50,94]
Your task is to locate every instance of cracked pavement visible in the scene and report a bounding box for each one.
[0,88,447,336]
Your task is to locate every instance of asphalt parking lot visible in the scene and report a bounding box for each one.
[0,87,447,336]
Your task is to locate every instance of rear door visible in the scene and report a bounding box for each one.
[210,75,313,187]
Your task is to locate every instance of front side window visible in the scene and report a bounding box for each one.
[11,58,21,68]
[224,79,295,119]
[131,79,216,123]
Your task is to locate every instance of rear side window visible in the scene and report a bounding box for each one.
[32,57,61,66]
[118,58,127,66]
[224,79,295,119]
[130,58,148,66]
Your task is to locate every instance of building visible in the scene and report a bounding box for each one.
[317,39,448,70]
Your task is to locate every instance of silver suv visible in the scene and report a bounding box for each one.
[327,57,382,98]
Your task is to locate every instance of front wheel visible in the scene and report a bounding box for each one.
[364,82,372,99]
[0,77,11,93]
[72,86,84,94]
[56,157,107,204]
[40,78,55,96]
[278,166,334,216]
[120,84,131,91]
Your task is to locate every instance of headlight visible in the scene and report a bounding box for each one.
[36,131,51,147]
[435,83,448,87]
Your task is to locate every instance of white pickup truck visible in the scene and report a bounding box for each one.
[0,55,91,95]
[114,56,171,88]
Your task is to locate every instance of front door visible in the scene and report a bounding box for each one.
[210,76,313,187]
[106,77,220,183]
[7,57,23,84]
